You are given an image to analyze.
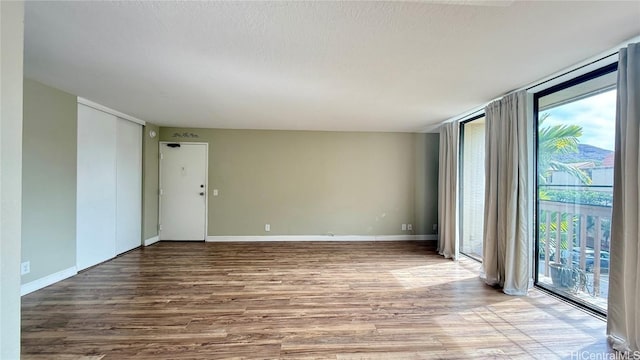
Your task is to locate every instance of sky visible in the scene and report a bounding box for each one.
[541,89,616,151]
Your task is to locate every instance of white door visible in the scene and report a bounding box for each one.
[116,118,142,254]
[77,104,117,270]
[159,143,207,240]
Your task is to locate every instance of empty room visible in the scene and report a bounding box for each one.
[2,1,640,359]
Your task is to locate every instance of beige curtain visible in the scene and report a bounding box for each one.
[481,91,530,295]
[437,122,459,260]
[608,42,640,353]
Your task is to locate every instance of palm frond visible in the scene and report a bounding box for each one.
[537,112,590,185]
[547,160,592,185]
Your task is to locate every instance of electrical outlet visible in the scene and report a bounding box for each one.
[21,261,30,275]
[401,224,407,231]
[265,224,270,232]
[407,224,413,231]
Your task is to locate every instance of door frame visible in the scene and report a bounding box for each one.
[158,141,209,241]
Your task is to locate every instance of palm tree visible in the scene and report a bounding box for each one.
[538,113,592,263]
[538,113,592,185]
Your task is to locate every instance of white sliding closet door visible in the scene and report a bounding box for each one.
[77,104,117,271]
[116,118,142,254]
[77,103,143,270]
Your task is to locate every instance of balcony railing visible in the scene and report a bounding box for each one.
[538,200,611,298]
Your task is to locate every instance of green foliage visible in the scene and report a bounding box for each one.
[537,113,612,272]
[538,114,592,185]
[538,211,575,254]
[543,189,613,207]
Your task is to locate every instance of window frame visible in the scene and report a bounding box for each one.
[532,62,618,318]
[459,113,486,262]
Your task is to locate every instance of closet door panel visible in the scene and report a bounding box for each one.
[76,104,117,271]
[116,118,142,254]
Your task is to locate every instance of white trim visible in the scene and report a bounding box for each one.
[21,266,77,296]
[77,97,146,126]
[144,235,160,246]
[206,234,437,242]
[203,144,209,241]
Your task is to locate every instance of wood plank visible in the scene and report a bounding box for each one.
[22,241,611,359]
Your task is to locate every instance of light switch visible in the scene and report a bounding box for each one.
[213,189,219,196]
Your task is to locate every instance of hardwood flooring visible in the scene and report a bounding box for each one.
[22,241,612,359]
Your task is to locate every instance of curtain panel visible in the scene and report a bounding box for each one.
[607,42,640,353]
[438,122,459,260]
[481,90,530,295]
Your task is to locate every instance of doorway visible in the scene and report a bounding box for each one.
[159,142,208,241]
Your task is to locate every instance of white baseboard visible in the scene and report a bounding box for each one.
[144,235,160,246]
[21,266,77,296]
[206,234,437,242]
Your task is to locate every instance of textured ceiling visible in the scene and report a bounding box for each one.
[24,1,640,132]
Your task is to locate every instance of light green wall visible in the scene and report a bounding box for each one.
[159,128,439,236]
[142,123,160,240]
[21,79,160,282]
[1,2,24,356]
[414,133,439,235]
[21,79,77,284]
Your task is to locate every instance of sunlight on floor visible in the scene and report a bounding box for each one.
[433,297,604,359]
[390,261,478,289]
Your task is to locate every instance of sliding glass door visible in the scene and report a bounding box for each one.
[534,64,617,315]
[460,115,485,260]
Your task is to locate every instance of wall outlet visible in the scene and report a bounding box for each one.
[265,224,270,232]
[401,224,407,231]
[407,224,413,231]
[21,261,30,275]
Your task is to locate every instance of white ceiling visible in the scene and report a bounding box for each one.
[24,1,640,132]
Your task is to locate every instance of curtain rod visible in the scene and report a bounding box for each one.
[432,34,640,129]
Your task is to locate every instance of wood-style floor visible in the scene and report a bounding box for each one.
[22,241,612,359]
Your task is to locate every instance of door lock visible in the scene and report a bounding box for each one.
[199,192,205,196]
